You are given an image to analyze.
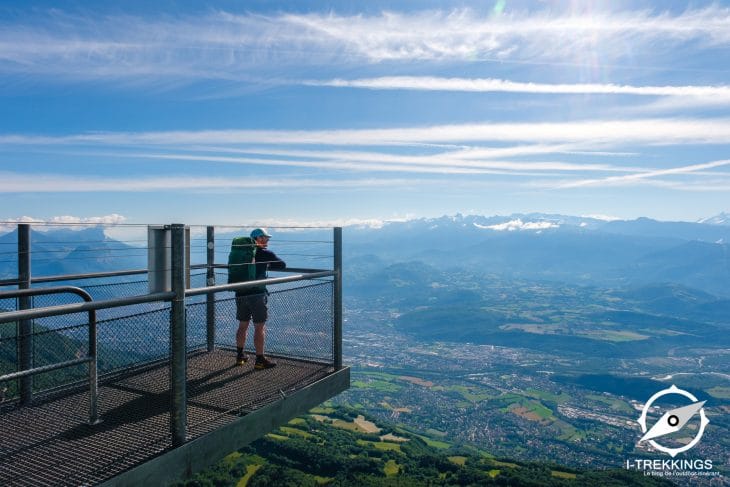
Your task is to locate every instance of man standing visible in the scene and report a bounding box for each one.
[235,228,286,369]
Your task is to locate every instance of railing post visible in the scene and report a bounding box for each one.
[170,224,187,446]
[88,306,100,424]
[18,223,32,405]
[206,226,215,352]
[333,227,343,369]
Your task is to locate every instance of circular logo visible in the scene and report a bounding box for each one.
[637,384,709,457]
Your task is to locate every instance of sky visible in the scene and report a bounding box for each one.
[1,0,730,227]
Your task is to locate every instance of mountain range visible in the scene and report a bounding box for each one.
[1,213,729,297]
[0,226,146,279]
[343,213,730,297]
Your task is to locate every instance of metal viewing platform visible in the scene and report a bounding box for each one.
[0,223,349,486]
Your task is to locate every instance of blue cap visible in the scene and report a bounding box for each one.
[250,228,272,239]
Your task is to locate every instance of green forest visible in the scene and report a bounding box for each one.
[174,406,674,487]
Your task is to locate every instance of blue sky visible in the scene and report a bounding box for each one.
[1,0,730,226]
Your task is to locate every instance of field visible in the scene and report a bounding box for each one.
[707,387,730,399]
[585,393,636,414]
[509,402,553,423]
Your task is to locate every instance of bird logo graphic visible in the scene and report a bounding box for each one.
[637,385,709,457]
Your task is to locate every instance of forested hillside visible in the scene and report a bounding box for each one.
[174,406,674,486]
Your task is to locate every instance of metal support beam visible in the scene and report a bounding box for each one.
[333,227,343,369]
[206,226,215,352]
[170,224,187,446]
[17,223,32,405]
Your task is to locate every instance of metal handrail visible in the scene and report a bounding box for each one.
[0,268,148,287]
[0,270,332,324]
[0,291,176,324]
[185,271,335,297]
[0,286,101,424]
[0,265,328,287]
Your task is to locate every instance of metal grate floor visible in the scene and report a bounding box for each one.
[0,349,334,486]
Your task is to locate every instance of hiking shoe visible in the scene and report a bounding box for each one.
[254,356,277,370]
[235,354,248,366]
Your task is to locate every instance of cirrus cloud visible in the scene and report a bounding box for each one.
[1,6,729,82]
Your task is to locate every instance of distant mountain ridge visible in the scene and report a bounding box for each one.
[1,213,729,295]
[0,227,146,279]
[358,212,730,240]
[343,212,730,297]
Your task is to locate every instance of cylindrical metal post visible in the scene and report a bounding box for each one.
[170,224,187,446]
[333,227,343,369]
[206,226,215,352]
[88,308,100,424]
[18,224,32,405]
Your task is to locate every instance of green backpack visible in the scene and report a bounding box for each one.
[227,236,257,284]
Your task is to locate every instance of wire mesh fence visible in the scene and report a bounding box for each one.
[211,281,334,362]
[1,277,334,402]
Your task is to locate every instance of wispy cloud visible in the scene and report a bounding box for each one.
[3,119,728,187]
[0,214,126,225]
[1,6,729,82]
[0,214,127,234]
[3,118,730,147]
[312,76,730,100]
[133,152,507,175]
[559,159,730,188]
[124,149,635,175]
[0,172,422,193]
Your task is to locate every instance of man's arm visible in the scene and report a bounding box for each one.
[258,248,286,271]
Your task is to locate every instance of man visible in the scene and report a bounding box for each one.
[235,228,286,369]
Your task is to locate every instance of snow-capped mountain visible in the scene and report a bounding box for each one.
[698,212,730,225]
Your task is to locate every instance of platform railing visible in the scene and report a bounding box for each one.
[0,285,100,424]
[0,223,343,452]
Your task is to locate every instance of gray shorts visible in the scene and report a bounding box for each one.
[235,293,268,323]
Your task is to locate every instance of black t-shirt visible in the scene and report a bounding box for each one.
[236,248,286,296]
[253,248,286,279]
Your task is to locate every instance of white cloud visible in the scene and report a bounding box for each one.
[114,149,634,175]
[132,152,508,175]
[580,214,621,222]
[0,214,127,234]
[3,118,730,147]
[474,218,559,231]
[0,172,424,193]
[191,143,594,163]
[1,7,729,81]
[560,159,730,188]
[4,119,729,187]
[313,76,730,101]
[48,214,127,225]
[0,214,126,225]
